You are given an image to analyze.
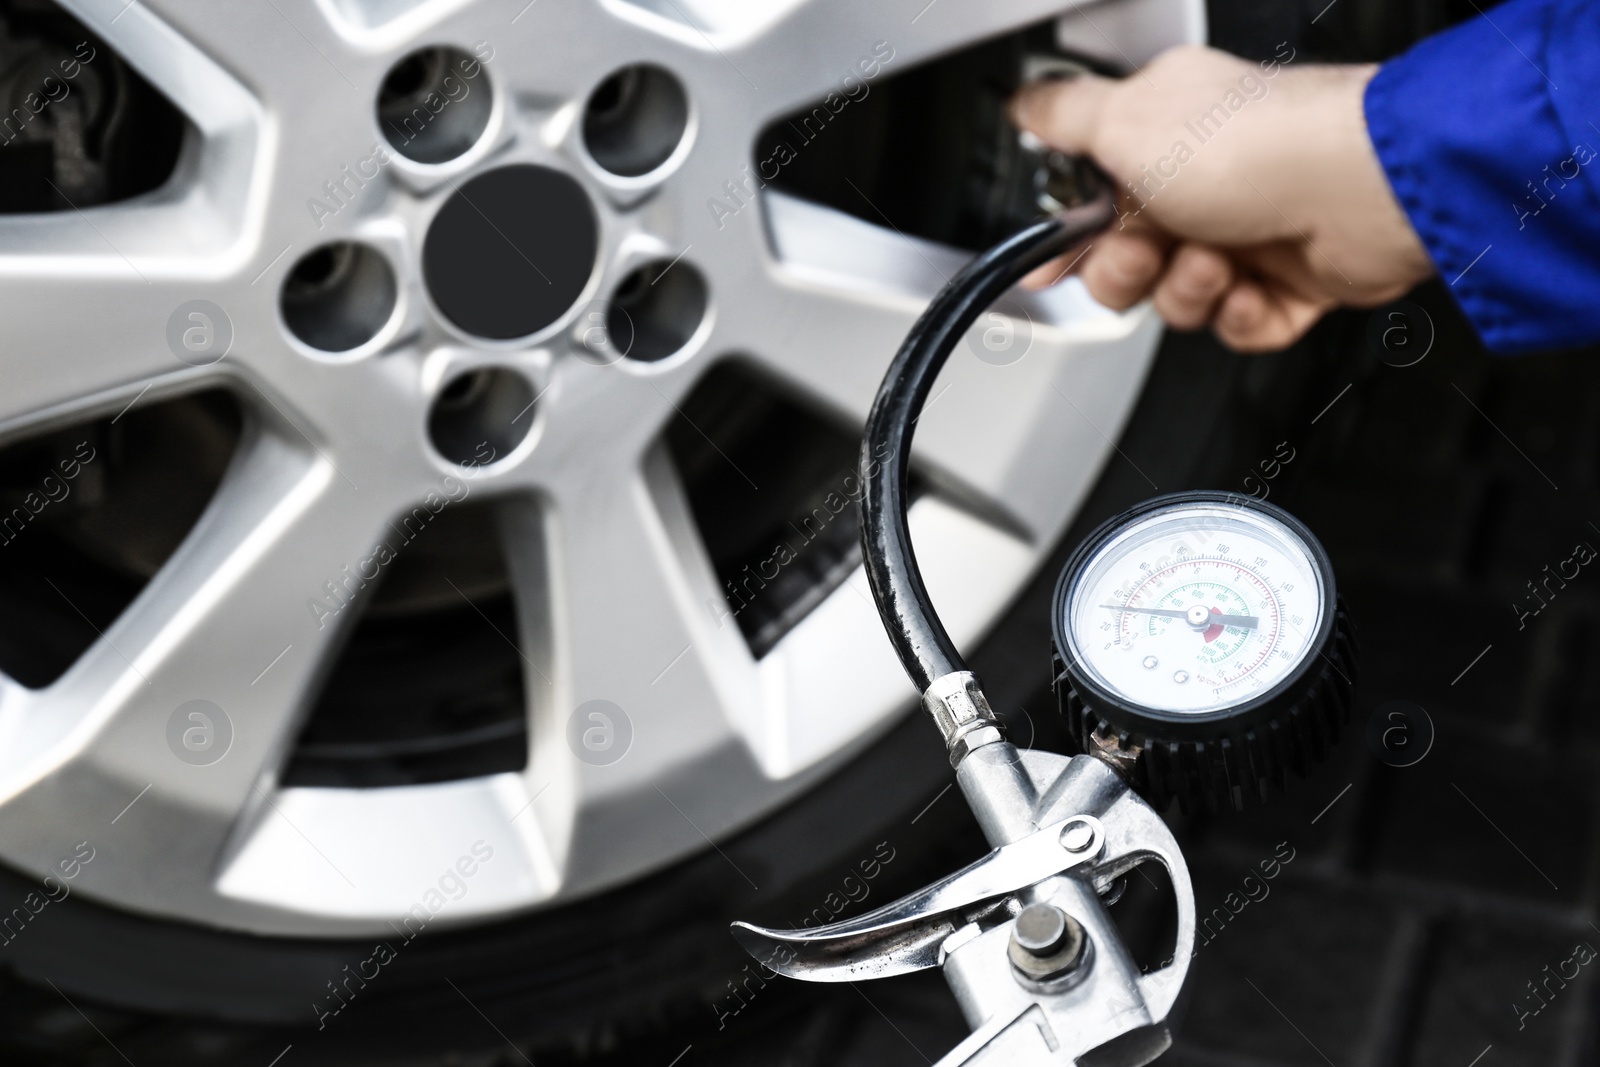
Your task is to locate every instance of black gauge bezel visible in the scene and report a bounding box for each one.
[1051,490,1339,741]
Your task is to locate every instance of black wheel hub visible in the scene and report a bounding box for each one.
[422,163,599,340]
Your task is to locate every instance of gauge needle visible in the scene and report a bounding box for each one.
[1100,604,1259,630]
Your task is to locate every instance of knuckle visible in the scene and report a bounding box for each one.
[1176,248,1231,295]
[1154,286,1205,329]
[1085,265,1140,310]
[1107,239,1162,282]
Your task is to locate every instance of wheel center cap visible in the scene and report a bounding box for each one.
[423,163,599,340]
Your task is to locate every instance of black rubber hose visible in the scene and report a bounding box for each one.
[859,187,1117,694]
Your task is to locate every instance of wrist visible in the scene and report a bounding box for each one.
[1249,62,1432,298]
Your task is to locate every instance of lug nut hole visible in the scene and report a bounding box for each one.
[280,242,397,353]
[582,64,690,178]
[378,46,493,164]
[607,260,707,363]
[427,367,536,466]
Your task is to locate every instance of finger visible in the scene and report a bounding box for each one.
[1021,253,1073,291]
[1020,238,1097,290]
[1008,74,1116,155]
[1151,243,1234,330]
[1212,279,1330,353]
[1021,194,1166,292]
[1079,230,1170,311]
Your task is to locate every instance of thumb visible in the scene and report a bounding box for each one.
[1008,74,1115,156]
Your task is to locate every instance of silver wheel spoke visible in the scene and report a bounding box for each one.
[734,0,1099,117]
[61,0,262,208]
[0,1,267,434]
[0,266,232,434]
[738,193,1161,539]
[0,432,408,917]
[74,0,360,103]
[527,448,776,893]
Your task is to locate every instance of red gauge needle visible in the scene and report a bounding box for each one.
[1100,604,1259,630]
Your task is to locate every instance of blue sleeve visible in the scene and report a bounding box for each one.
[1363,0,1600,354]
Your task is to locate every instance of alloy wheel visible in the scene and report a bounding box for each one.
[0,0,1193,936]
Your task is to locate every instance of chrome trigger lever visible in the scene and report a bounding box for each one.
[730,815,1106,983]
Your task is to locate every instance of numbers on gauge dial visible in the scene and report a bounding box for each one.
[1067,506,1323,714]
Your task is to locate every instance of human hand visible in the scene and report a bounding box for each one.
[1009,45,1435,352]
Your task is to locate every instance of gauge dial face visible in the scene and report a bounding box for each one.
[1063,502,1326,715]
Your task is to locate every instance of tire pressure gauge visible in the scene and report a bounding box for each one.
[1052,491,1355,812]
[734,152,1361,1065]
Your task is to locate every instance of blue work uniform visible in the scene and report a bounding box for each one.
[1364,0,1600,354]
